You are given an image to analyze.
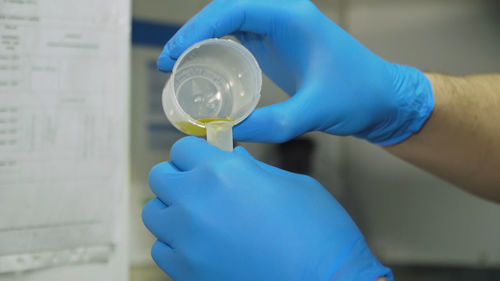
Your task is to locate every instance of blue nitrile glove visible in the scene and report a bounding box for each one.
[158,0,433,145]
[142,136,393,281]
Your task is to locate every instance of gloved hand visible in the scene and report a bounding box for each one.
[142,136,393,281]
[158,0,433,145]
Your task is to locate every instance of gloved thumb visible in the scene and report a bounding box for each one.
[233,89,316,143]
[233,145,254,159]
[233,143,297,177]
[233,145,284,175]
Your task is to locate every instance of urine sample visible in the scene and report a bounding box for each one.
[175,118,233,136]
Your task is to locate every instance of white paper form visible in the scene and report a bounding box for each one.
[0,0,129,273]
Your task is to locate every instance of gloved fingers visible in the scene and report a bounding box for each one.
[233,87,317,143]
[170,136,229,171]
[151,240,188,280]
[142,199,188,248]
[158,1,270,72]
[233,31,301,96]
[142,198,170,243]
[157,1,218,72]
[148,161,186,206]
[157,46,176,72]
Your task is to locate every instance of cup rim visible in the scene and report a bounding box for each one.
[168,38,262,128]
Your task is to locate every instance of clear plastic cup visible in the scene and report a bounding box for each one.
[162,38,262,151]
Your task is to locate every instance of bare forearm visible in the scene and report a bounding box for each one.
[386,73,500,202]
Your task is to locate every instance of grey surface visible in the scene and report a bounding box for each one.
[391,265,500,281]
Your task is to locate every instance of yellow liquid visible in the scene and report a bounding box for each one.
[175,118,232,136]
